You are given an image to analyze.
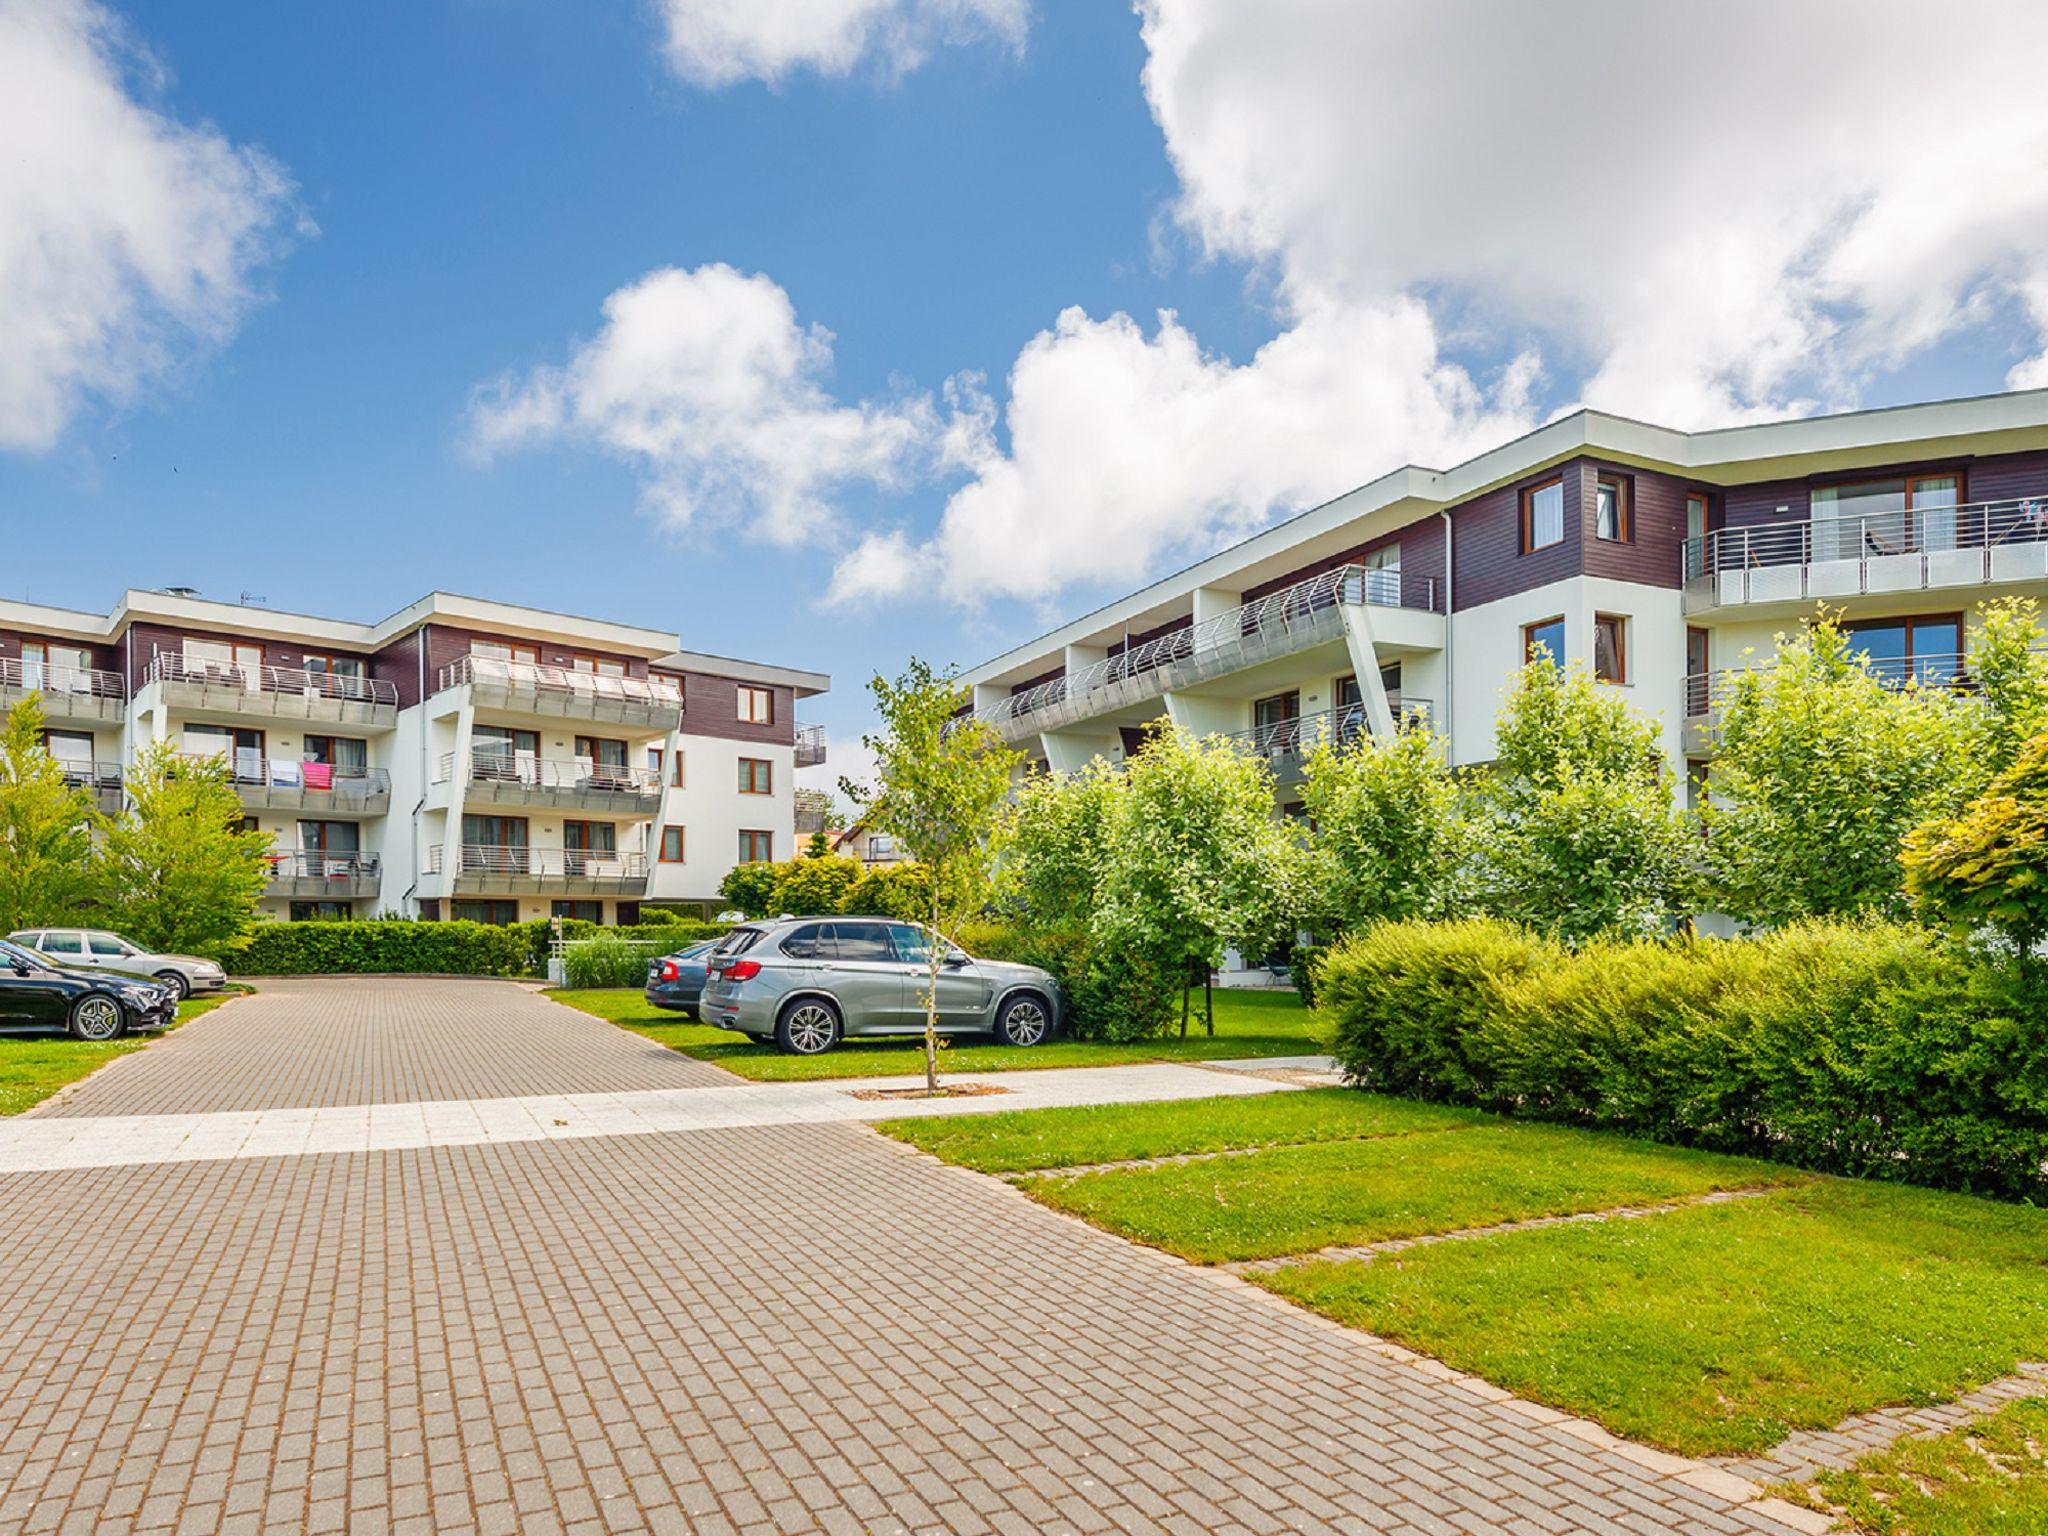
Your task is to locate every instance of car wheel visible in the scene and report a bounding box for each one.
[994,992,1052,1048]
[154,970,191,1001]
[69,994,126,1042]
[775,998,842,1056]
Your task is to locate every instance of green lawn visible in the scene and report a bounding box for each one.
[1793,1395,2048,1535]
[1018,1119,1801,1263]
[880,1086,1486,1173]
[547,986,1324,1081]
[0,987,246,1116]
[1262,1180,2048,1456]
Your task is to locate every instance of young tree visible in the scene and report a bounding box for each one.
[1706,613,1978,927]
[998,759,1123,931]
[94,743,271,958]
[1298,724,1469,934]
[1478,656,1691,941]
[804,828,831,859]
[716,858,784,916]
[1968,596,2048,775]
[1093,722,1289,1036]
[0,697,97,932]
[844,659,1020,1091]
[1903,729,2048,967]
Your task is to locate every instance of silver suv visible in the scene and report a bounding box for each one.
[700,916,1062,1056]
[10,928,226,1000]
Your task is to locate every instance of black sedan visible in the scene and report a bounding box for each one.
[644,939,721,1016]
[0,939,178,1040]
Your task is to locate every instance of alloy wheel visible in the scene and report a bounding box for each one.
[783,1003,838,1054]
[74,996,123,1041]
[1001,998,1049,1047]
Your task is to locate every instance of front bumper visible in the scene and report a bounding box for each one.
[189,973,226,994]
[128,996,179,1032]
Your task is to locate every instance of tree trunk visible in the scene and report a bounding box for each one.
[924,888,942,1094]
[1205,972,1214,1036]
[1180,982,1189,1040]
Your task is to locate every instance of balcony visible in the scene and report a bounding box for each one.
[0,658,127,726]
[436,656,681,731]
[1682,650,1986,753]
[181,753,392,815]
[1683,498,2048,615]
[1221,699,1434,783]
[265,852,382,901]
[426,844,650,896]
[144,655,399,730]
[795,792,830,835]
[795,722,827,767]
[438,751,663,815]
[973,564,1439,743]
[57,760,125,812]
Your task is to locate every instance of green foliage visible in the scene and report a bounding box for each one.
[1706,612,1979,927]
[1476,659,1692,941]
[845,657,1021,1086]
[771,853,862,915]
[0,696,97,932]
[1968,595,2048,774]
[1320,916,2048,1199]
[841,860,933,919]
[1290,943,1323,1008]
[639,902,715,923]
[561,934,650,989]
[1904,730,2048,958]
[804,828,830,859]
[715,859,782,917]
[95,742,270,958]
[997,761,1123,929]
[228,920,532,976]
[1297,726,1469,933]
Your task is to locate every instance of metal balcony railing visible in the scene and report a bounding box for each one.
[1682,498,2048,610]
[0,657,127,700]
[1223,699,1435,772]
[426,844,651,884]
[145,653,398,707]
[1684,650,1987,719]
[178,752,391,810]
[264,852,382,895]
[435,655,681,726]
[794,722,827,767]
[438,750,660,793]
[972,564,1434,740]
[55,760,125,807]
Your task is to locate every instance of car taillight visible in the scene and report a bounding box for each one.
[659,961,680,981]
[725,959,762,982]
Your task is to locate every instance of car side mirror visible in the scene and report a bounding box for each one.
[8,961,28,976]
[943,949,969,968]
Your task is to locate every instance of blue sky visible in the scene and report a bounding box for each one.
[9,1,2048,789]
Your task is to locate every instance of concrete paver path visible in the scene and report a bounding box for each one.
[0,978,1812,1535]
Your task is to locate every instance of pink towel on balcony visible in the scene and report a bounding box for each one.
[301,761,333,790]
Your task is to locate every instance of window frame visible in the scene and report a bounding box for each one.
[1522,615,1566,668]
[1595,472,1633,544]
[737,757,773,795]
[1519,476,1566,554]
[738,829,773,864]
[659,827,686,863]
[1593,613,1629,685]
[737,685,775,725]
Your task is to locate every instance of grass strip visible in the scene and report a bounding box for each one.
[0,986,247,1116]
[1794,1395,2048,1535]
[1023,1119,1801,1264]
[1260,1180,2048,1457]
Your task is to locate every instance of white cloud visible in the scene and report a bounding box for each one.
[0,0,299,451]
[653,0,1028,87]
[833,0,2048,606]
[468,264,949,544]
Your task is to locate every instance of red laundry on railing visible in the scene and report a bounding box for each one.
[301,761,333,790]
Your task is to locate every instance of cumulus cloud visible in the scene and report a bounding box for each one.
[831,0,2048,607]
[0,0,299,451]
[468,263,957,544]
[653,0,1028,87]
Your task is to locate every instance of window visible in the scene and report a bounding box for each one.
[563,822,618,864]
[302,654,366,680]
[1686,493,1711,543]
[780,923,830,959]
[659,827,686,862]
[303,736,369,774]
[473,640,538,664]
[573,655,627,678]
[738,686,774,724]
[867,834,896,859]
[738,757,773,794]
[43,731,94,771]
[831,921,895,961]
[234,816,261,836]
[1521,477,1565,552]
[575,736,629,769]
[672,751,687,788]
[739,829,773,864]
[1811,474,1960,560]
[889,924,936,965]
[1593,614,1628,684]
[290,901,353,922]
[1595,474,1631,543]
[1686,628,1711,715]
[647,746,664,779]
[551,900,603,923]
[38,931,83,956]
[1363,542,1401,603]
[1685,760,1710,813]
[1523,616,1566,668]
[451,900,520,925]
[1844,614,1963,687]
[21,642,92,691]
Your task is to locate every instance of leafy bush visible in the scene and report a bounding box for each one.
[1319,917,2048,1200]
[841,862,932,920]
[774,854,862,915]
[639,902,716,923]
[1290,943,1323,1009]
[561,934,650,989]
[228,920,532,976]
[716,860,783,917]
[1904,729,2048,958]
[951,923,1173,1043]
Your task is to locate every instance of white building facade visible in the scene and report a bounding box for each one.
[959,390,2048,808]
[0,590,828,924]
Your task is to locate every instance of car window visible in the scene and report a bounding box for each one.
[717,927,765,957]
[779,923,831,960]
[38,932,84,956]
[678,939,719,960]
[889,925,936,965]
[86,931,134,957]
[833,922,896,962]
[0,940,52,969]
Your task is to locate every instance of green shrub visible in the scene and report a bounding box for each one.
[1319,917,2048,1199]
[1290,944,1323,1009]
[951,923,1171,1042]
[841,862,932,920]
[561,934,650,989]
[639,902,716,922]
[228,920,532,976]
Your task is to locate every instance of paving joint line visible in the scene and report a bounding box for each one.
[1015,1121,1483,1181]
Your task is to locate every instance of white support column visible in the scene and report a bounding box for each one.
[1063,643,1108,677]
[1340,605,1398,740]
[971,683,1009,716]
[1039,728,1119,775]
[1162,691,1243,737]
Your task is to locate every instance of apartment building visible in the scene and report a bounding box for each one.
[0,590,828,924]
[959,389,2048,807]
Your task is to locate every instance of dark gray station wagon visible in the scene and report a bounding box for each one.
[699,916,1063,1055]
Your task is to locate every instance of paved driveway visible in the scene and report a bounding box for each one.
[0,978,1809,1535]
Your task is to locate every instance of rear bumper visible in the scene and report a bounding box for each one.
[642,981,703,1012]
[698,988,774,1037]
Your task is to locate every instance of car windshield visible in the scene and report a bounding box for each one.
[0,939,56,969]
[674,940,718,960]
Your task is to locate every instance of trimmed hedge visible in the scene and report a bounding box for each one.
[1320,917,2048,1201]
[228,920,533,977]
[953,923,1175,1044]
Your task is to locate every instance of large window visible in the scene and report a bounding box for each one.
[1811,475,1960,560]
[1593,614,1628,684]
[1521,478,1565,553]
[290,901,353,921]
[472,640,538,665]
[1363,542,1401,603]
[303,735,369,774]
[573,655,627,678]
[739,829,773,864]
[738,757,773,794]
[1523,616,1566,668]
[1845,614,1963,686]
[551,900,603,923]
[1595,474,1631,543]
[659,827,685,862]
[451,900,520,925]
[738,686,774,724]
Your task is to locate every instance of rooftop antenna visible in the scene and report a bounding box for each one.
[239,590,267,606]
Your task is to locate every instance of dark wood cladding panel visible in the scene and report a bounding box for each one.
[1579,462,1691,590]
[121,622,373,687]
[0,631,119,672]
[1107,615,1192,658]
[1240,514,1447,611]
[1957,449,2048,502]
[1720,448,2048,532]
[1450,462,1585,612]
[373,630,424,709]
[1009,665,1064,695]
[678,670,795,747]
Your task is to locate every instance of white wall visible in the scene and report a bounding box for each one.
[645,733,796,905]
